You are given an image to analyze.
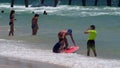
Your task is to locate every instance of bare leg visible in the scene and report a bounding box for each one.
[93,49,97,57]
[9,31,11,36]
[32,29,36,35]
[87,49,90,56]
[9,25,14,36]
[64,38,68,49]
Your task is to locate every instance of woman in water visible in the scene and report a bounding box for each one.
[9,10,15,36]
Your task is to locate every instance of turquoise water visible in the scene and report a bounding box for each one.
[0,0,120,6]
[0,4,120,59]
[0,2,120,68]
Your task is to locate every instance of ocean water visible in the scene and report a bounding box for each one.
[0,1,120,68]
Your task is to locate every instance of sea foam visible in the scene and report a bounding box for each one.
[1,3,120,17]
[0,39,119,68]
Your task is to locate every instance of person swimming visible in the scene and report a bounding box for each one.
[43,11,47,15]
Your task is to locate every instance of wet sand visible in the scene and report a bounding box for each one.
[0,56,69,68]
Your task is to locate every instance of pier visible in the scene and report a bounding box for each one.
[11,0,29,7]
[10,0,120,7]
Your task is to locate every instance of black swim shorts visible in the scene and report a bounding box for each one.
[87,40,95,50]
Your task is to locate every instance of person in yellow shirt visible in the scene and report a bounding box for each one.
[84,25,97,57]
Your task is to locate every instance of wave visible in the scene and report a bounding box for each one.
[1,3,120,17]
[0,39,120,68]
[0,0,120,6]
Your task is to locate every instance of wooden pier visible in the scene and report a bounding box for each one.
[11,0,29,7]
[10,0,120,7]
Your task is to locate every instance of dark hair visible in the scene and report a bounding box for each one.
[34,14,39,17]
[10,10,15,19]
[43,11,47,15]
[90,25,95,29]
[10,10,15,14]
[1,10,4,13]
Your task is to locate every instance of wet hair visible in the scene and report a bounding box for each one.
[68,29,72,34]
[34,14,39,17]
[1,10,4,13]
[10,10,15,19]
[90,25,95,29]
[43,11,47,15]
[10,10,15,14]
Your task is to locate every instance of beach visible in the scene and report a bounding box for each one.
[0,39,119,68]
[0,56,68,68]
[0,0,120,68]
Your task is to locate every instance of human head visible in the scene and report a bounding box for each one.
[90,25,95,30]
[11,10,15,14]
[1,10,4,13]
[67,29,72,34]
[43,11,47,15]
[34,14,39,17]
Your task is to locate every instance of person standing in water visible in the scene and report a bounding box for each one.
[9,10,15,36]
[84,25,97,57]
[31,14,39,35]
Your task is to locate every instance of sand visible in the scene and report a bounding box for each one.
[0,56,69,68]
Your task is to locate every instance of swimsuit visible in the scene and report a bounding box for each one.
[53,42,61,53]
[87,40,95,50]
[9,22,13,25]
[31,24,35,29]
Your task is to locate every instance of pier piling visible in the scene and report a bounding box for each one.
[10,0,120,7]
[68,0,72,5]
[41,0,44,4]
[24,0,28,7]
[118,0,120,7]
[107,0,112,6]
[54,0,58,7]
[11,0,14,7]
[82,0,86,6]
[94,0,98,6]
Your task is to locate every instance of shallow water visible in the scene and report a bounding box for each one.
[0,2,120,68]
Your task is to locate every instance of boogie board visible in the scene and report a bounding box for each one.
[63,46,79,53]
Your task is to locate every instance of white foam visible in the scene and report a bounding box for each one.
[1,3,120,17]
[0,39,120,68]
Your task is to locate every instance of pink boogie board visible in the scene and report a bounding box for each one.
[63,46,79,53]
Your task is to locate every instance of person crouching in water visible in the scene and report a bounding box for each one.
[53,29,76,53]
[31,14,39,35]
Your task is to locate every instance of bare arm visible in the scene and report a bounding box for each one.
[84,28,89,34]
[70,34,76,46]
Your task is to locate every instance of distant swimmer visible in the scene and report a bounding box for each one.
[43,11,47,15]
[31,14,39,35]
[32,11,35,14]
[53,29,76,53]
[84,25,97,57]
[1,10,4,13]
[9,10,15,36]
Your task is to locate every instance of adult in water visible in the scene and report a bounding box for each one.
[53,29,76,53]
[31,14,39,35]
[9,10,15,36]
[84,25,97,57]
